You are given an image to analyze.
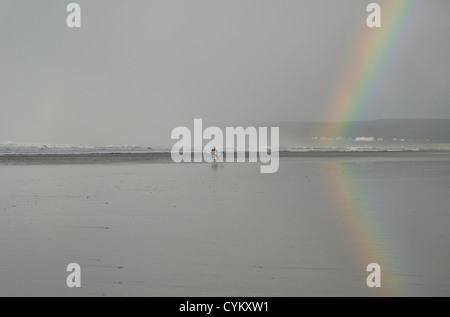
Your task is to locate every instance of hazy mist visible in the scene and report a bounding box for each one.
[1,0,449,145]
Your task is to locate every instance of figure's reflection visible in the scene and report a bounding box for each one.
[211,161,224,176]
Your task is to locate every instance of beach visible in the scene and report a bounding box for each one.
[1,152,449,296]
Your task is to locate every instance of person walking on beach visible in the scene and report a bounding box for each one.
[211,146,217,161]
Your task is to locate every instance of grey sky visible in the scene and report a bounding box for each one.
[0,0,449,145]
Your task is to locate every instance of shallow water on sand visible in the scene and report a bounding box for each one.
[0,154,449,296]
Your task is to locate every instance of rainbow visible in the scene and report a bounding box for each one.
[320,0,417,139]
[320,1,419,296]
[324,161,405,296]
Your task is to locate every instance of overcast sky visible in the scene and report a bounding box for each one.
[0,0,449,145]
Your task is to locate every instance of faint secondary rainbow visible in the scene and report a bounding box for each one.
[320,0,417,139]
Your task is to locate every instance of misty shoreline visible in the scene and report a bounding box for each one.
[1,150,449,165]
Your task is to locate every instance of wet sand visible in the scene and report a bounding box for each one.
[0,152,449,296]
[0,150,448,164]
